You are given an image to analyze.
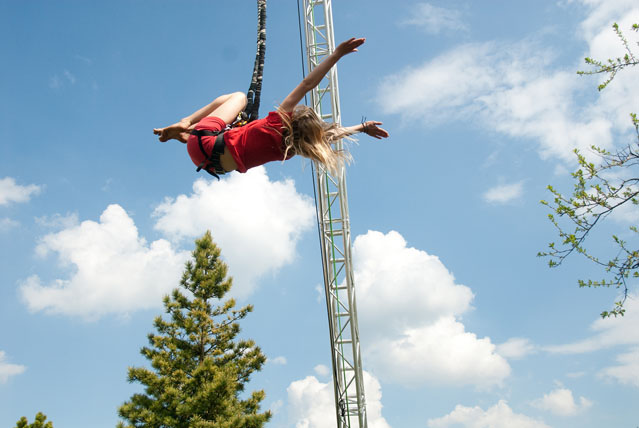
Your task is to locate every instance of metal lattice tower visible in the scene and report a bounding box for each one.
[302,1,367,427]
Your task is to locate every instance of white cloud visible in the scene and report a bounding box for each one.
[270,399,284,416]
[287,375,336,428]
[0,177,41,205]
[575,5,639,139]
[20,169,313,319]
[153,168,315,298]
[377,41,612,162]
[49,75,61,89]
[269,356,287,365]
[0,217,19,232]
[531,387,593,416]
[496,337,537,360]
[314,364,330,377]
[63,69,76,84]
[377,40,551,122]
[545,293,639,354]
[573,0,639,44]
[102,177,114,192]
[35,212,79,229]
[379,2,639,164]
[598,346,639,387]
[0,351,26,383]
[19,204,190,320]
[354,230,474,336]
[427,400,551,428]
[545,294,639,388]
[74,54,93,65]
[402,3,467,34]
[378,42,510,123]
[483,181,524,204]
[367,317,510,388]
[353,230,509,388]
[286,371,390,428]
[49,69,76,89]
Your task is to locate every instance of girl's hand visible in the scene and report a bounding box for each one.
[362,121,389,139]
[335,37,365,57]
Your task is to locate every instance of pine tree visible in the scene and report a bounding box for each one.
[117,231,271,428]
[15,412,53,428]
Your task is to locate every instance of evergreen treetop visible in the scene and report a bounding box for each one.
[15,412,53,428]
[117,231,271,428]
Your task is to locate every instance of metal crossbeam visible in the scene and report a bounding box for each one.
[302,1,367,427]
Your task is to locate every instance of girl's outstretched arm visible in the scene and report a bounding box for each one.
[279,37,365,112]
[345,121,389,139]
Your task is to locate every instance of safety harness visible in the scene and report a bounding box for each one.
[191,128,228,180]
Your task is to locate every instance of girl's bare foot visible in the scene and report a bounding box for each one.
[153,120,191,143]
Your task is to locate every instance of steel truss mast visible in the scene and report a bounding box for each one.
[302,1,368,427]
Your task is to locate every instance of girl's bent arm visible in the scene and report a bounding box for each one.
[279,37,365,112]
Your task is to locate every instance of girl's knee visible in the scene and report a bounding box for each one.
[232,91,248,107]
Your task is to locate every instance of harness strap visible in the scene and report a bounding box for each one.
[190,129,227,180]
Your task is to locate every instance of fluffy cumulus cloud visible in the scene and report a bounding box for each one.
[353,230,510,388]
[19,169,313,319]
[402,3,467,34]
[483,181,524,204]
[153,168,315,298]
[0,177,41,205]
[287,375,334,428]
[19,204,190,320]
[354,231,473,335]
[0,351,26,383]
[427,400,550,428]
[286,371,390,428]
[530,387,592,416]
[378,1,639,163]
[366,317,510,388]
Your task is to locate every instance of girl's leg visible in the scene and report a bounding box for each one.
[182,92,247,126]
[153,92,247,143]
[203,92,247,124]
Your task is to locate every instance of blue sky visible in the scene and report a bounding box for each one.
[1,1,638,427]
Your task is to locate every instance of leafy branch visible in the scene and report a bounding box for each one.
[540,23,639,317]
[577,23,638,90]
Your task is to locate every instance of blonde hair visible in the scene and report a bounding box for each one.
[278,105,354,176]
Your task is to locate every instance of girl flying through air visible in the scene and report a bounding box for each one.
[153,38,389,178]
